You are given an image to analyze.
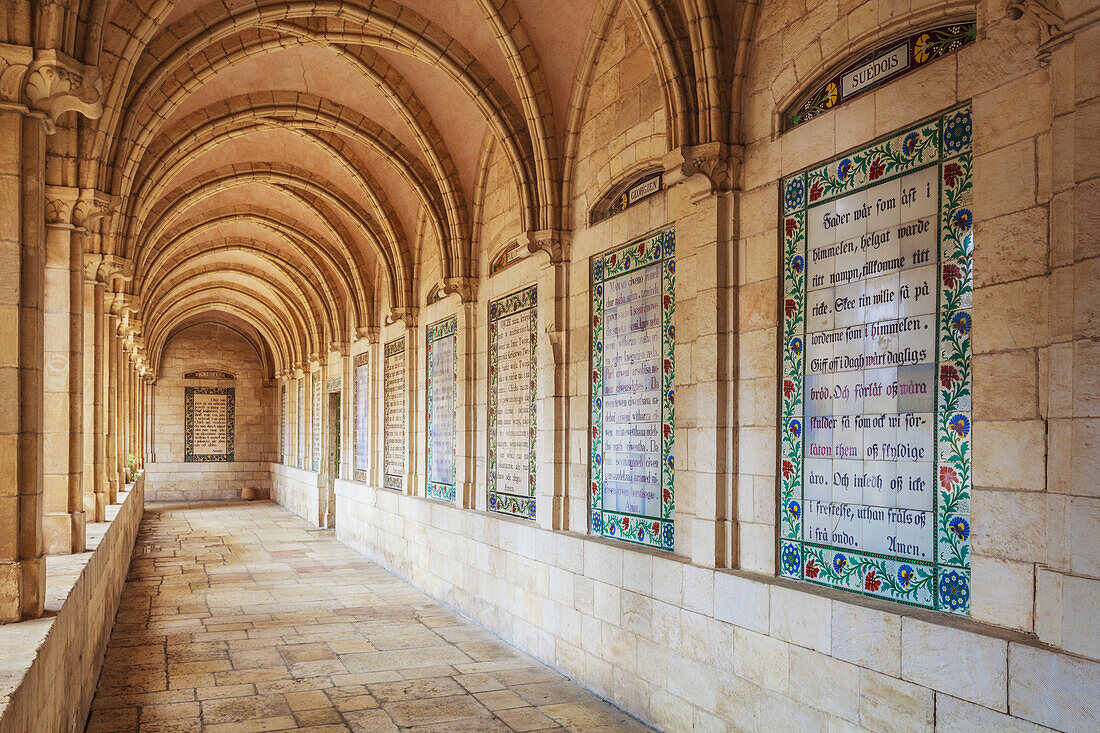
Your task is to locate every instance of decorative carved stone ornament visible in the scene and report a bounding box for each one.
[0,45,104,133]
[662,141,739,203]
[1006,0,1065,43]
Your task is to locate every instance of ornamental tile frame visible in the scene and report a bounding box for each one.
[311,373,322,473]
[589,229,676,551]
[297,379,305,468]
[354,353,369,483]
[488,285,538,520]
[183,386,235,462]
[383,337,406,491]
[779,104,973,613]
[426,316,458,502]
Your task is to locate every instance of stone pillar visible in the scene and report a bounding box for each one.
[105,313,119,504]
[41,189,75,554]
[1034,9,1100,659]
[530,237,570,532]
[0,106,47,621]
[89,279,107,521]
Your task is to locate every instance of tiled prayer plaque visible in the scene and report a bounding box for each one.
[590,229,675,550]
[354,353,369,482]
[779,105,973,613]
[426,317,457,502]
[311,374,321,472]
[383,337,406,491]
[184,386,234,462]
[297,379,305,468]
[280,385,287,463]
[488,285,537,520]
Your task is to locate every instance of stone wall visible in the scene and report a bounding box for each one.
[146,323,276,501]
[0,478,144,733]
[270,0,1100,729]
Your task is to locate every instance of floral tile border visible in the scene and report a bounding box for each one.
[780,104,973,614]
[426,316,458,503]
[589,229,676,551]
[488,285,538,520]
[383,337,406,491]
[184,386,235,462]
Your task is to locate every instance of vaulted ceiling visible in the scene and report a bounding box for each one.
[20,0,747,376]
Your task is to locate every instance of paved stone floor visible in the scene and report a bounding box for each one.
[86,501,652,733]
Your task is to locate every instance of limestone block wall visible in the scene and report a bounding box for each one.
[146,323,276,501]
[0,479,144,733]
[333,483,1098,731]
[270,0,1100,729]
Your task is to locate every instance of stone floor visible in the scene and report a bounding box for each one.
[86,500,652,733]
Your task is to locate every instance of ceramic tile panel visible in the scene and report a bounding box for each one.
[590,229,675,550]
[780,105,973,613]
[426,317,458,502]
[354,353,370,482]
[311,374,321,472]
[183,386,235,462]
[383,337,407,491]
[488,285,537,520]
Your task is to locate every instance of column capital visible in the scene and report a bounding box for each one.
[73,189,116,229]
[84,254,134,286]
[662,141,742,203]
[0,45,104,133]
[441,277,477,303]
[386,306,418,327]
[44,185,80,226]
[523,229,571,265]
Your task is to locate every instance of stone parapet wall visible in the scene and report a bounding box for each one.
[0,478,144,733]
[272,463,322,527]
[328,481,1099,732]
[144,461,270,502]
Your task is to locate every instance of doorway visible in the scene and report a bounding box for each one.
[325,391,340,529]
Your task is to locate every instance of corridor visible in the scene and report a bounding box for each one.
[86,502,651,733]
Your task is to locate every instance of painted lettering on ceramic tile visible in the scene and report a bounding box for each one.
[590,229,675,551]
[780,105,973,614]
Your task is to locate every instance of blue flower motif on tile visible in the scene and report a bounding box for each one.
[833,553,847,573]
[836,158,853,181]
[950,311,971,335]
[786,499,801,521]
[948,516,970,541]
[948,413,970,438]
[781,543,801,576]
[897,564,915,588]
[662,522,674,549]
[943,109,972,153]
[902,132,921,157]
[952,208,973,232]
[789,419,802,438]
[938,569,970,611]
[784,177,806,212]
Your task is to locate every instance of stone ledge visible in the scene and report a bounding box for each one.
[0,478,144,733]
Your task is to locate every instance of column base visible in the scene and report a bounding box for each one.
[0,557,45,622]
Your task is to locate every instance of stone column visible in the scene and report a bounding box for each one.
[41,187,78,554]
[0,106,47,621]
[530,236,570,532]
[89,278,107,521]
[105,312,119,503]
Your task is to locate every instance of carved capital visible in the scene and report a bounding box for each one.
[73,189,115,229]
[86,254,134,286]
[442,277,477,303]
[0,43,33,106]
[44,185,80,226]
[386,306,418,327]
[524,229,570,265]
[355,326,379,343]
[1007,0,1064,43]
[23,50,103,133]
[329,340,351,356]
[662,142,741,203]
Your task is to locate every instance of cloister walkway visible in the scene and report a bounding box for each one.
[86,501,651,733]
